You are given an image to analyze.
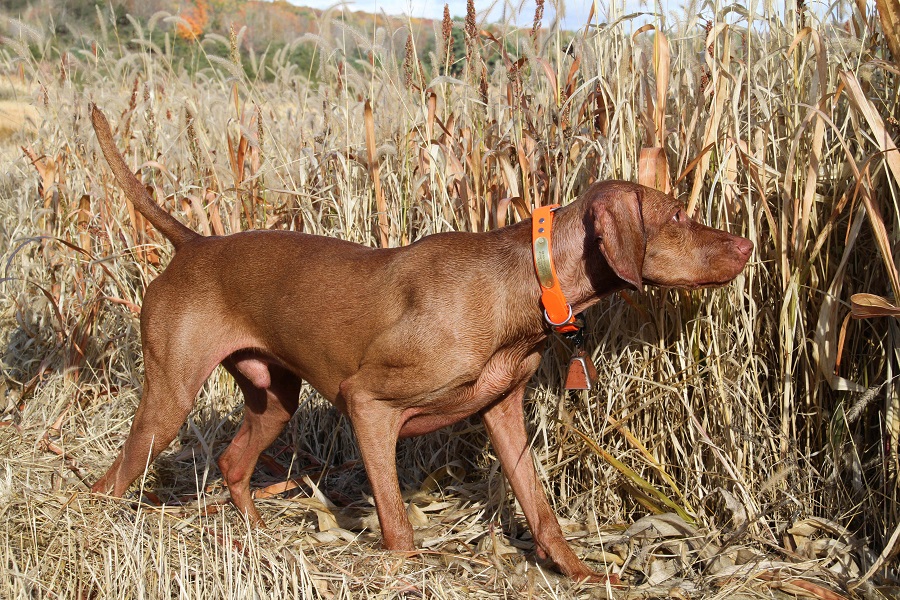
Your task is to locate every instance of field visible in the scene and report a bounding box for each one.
[1,0,899,597]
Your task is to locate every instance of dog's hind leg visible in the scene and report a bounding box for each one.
[217,357,301,526]
[92,345,213,498]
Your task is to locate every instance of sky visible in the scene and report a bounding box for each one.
[283,1,834,32]
[287,0,651,30]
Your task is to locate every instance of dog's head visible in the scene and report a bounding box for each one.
[585,181,752,292]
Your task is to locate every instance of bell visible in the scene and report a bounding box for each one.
[565,348,598,390]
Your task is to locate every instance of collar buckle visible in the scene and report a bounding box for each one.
[543,305,573,328]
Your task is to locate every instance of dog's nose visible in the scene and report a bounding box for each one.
[735,237,753,256]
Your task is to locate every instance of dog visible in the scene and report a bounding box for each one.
[89,104,752,582]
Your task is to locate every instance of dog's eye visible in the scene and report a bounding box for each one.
[672,211,681,222]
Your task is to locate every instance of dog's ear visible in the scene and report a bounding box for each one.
[589,188,645,292]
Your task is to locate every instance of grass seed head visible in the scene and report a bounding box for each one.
[441,4,452,72]
[532,0,545,42]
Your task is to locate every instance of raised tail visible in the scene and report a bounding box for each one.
[90,104,198,249]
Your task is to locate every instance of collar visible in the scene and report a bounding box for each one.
[531,204,580,334]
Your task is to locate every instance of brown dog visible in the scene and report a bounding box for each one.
[89,104,751,582]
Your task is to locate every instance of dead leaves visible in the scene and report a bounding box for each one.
[850,292,900,318]
[634,26,672,194]
[613,513,851,599]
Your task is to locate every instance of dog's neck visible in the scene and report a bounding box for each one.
[492,203,627,343]
[548,202,628,314]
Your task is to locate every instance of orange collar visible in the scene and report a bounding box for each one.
[531,205,579,334]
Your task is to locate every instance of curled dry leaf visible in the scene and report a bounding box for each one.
[475,529,518,557]
[647,557,678,586]
[850,293,900,319]
[406,502,429,527]
[625,512,700,541]
[638,147,671,193]
[707,487,748,530]
[584,549,625,567]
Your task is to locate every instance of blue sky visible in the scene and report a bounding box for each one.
[287,0,648,30]
[285,1,837,32]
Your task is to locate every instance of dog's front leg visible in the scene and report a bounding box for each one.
[348,396,414,551]
[482,385,614,584]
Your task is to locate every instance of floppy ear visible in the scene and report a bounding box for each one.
[590,188,645,292]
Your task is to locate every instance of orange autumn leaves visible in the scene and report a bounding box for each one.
[176,0,209,40]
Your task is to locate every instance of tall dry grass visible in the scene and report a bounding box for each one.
[1,0,898,597]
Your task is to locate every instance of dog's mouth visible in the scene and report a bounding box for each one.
[663,254,752,290]
[691,279,737,289]
[643,273,744,290]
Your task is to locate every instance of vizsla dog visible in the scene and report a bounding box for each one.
[89,104,751,582]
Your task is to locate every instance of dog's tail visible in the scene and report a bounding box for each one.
[90,104,198,249]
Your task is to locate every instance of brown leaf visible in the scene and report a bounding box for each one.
[638,147,671,193]
[653,31,670,146]
[77,194,92,251]
[687,25,731,216]
[850,293,900,319]
[874,0,900,69]
[364,99,389,247]
[840,70,900,195]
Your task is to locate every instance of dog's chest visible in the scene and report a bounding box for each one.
[396,345,542,438]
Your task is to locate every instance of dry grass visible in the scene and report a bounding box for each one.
[1,1,899,598]
[0,100,38,142]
